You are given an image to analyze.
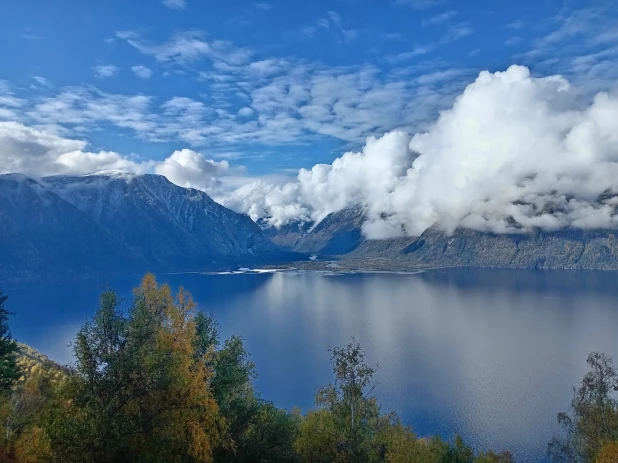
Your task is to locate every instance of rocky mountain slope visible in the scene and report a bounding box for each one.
[264,206,365,255]
[0,174,145,286]
[0,173,295,286]
[266,207,618,270]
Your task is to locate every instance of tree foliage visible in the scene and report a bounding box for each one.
[0,291,20,394]
[46,276,227,462]
[549,352,618,463]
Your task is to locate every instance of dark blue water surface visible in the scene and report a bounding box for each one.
[5,269,618,462]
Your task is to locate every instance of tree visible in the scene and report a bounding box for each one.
[0,291,20,394]
[234,402,299,463]
[47,275,227,463]
[596,441,618,463]
[296,338,388,462]
[549,352,618,463]
[194,313,299,462]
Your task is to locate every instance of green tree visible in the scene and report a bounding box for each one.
[549,352,618,463]
[46,275,226,463]
[0,291,20,394]
[195,313,299,462]
[296,338,391,462]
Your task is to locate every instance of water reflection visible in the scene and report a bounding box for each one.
[5,269,618,461]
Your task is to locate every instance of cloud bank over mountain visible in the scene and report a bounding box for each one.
[0,122,232,195]
[3,65,618,239]
[223,65,618,238]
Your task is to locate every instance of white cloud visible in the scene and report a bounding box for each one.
[32,76,50,86]
[328,11,342,27]
[386,46,434,63]
[505,36,523,47]
[0,122,239,194]
[93,65,119,79]
[162,0,187,9]
[516,5,618,94]
[255,3,273,10]
[393,0,444,10]
[19,59,468,148]
[154,148,236,192]
[30,88,156,134]
[132,65,153,79]
[423,10,457,26]
[507,20,526,30]
[116,30,252,66]
[0,121,152,176]
[237,107,254,117]
[441,23,473,42]
[343,29,359,43]
[226,66,618,237]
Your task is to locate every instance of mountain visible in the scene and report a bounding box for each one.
[264,206,364,255]
[0,174,145,286]
[0,173,295,286]
[266,207,618,270]
[44,173,290,269]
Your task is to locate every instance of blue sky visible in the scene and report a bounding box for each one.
[1,0,617,182]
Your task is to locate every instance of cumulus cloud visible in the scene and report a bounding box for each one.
[0,123,235,194]
[226,65,618,237]
[93,65,119,79]
[0,122,152,176]
[154,148,237,193]
[131,65,153,79]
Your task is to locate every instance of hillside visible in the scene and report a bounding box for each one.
[265,207,618,271]
[0,174,146,286]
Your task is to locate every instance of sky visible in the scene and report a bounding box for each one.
[2,0,618,236]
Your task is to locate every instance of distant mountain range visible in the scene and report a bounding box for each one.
[3,172,618,287]
[0,173,295,286]
[266,206,618,271]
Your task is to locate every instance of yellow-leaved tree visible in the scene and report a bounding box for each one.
[46,274,228,463]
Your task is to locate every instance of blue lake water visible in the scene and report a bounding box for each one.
[5,268,618,462]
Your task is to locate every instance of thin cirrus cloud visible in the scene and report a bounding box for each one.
[422,10,457,27]
[116,30,253,66]
[93,65,119,79]
[392,0,445,10]
[513,4,618,93]
[162,0,187,10]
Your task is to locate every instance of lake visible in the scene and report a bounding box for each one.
[5,268,618,462]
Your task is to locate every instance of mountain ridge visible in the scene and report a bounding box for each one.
[264,207,618,271]
[0,173,297,286]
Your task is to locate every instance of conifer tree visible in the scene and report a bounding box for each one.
[0,291,20,394]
